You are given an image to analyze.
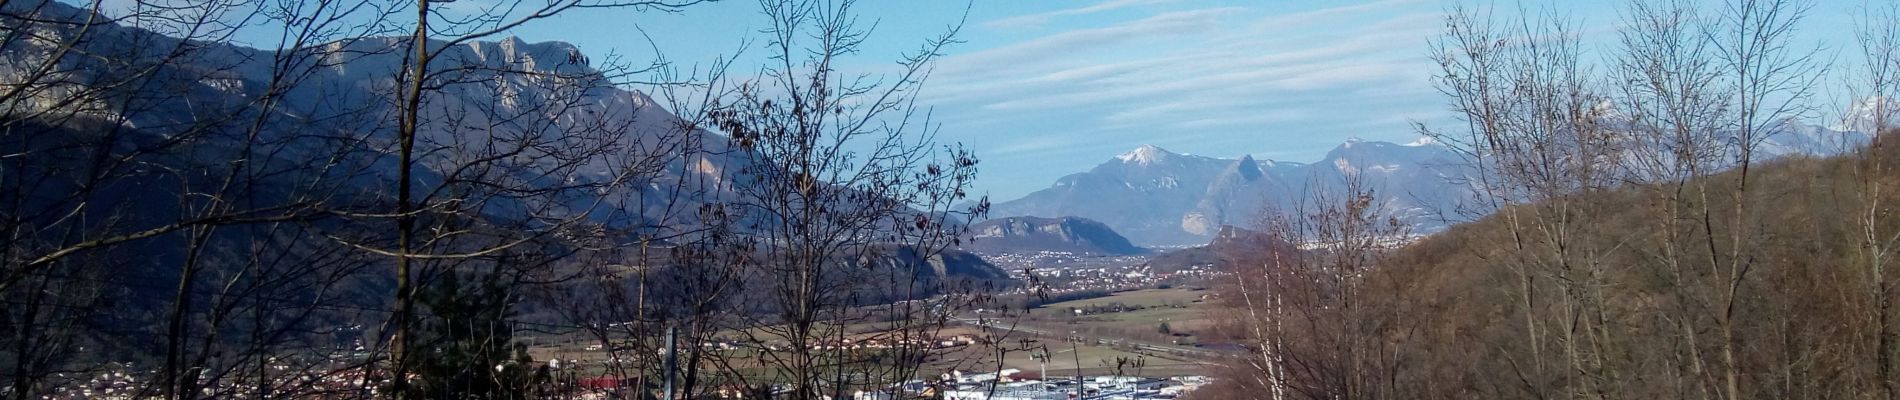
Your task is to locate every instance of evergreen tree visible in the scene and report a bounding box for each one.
[406,269,549,399]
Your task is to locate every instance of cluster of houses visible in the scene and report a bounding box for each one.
[986,253,1222,298]
[38,370,141,399]
[569,368,1209,400]
[34,362,398,399]
[578,334,984,359]
[906,368,1206,400]
[35,358,1208,400]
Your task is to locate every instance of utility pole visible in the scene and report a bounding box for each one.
[1071,334,1084,399]
[1032,348,1048,384]
[663,325,677,399]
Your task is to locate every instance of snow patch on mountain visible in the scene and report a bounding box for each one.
[1116,144,1174,165]
[1835,96,1899,134]
[991,139,1474,246]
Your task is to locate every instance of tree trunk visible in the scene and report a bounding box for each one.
[390,1,430,396]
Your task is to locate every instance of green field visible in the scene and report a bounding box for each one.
[931,288,1222,378]
[1035,288,1209,310]
[1019,288,1216,342]
[515,288,1222,379]
[921,332,1208,379]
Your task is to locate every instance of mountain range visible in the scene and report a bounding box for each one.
[12,0,1886,260]
[988,139,1474,246]
[989,118,1877,247]
[0,0,1002,301]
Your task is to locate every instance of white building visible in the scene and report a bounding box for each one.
[943,387,1069,400]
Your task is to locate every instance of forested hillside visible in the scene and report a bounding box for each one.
[1194,0,1900,398]
[1206,136,1896,398]
[0,0,990,398]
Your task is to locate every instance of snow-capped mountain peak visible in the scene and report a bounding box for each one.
[1116,144,1175,165]
[994,138,1471,246]
[1836,96,1899,134]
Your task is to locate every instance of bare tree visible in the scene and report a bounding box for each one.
[1844,1,1900,397]
[1414,0,1826,397]
[1610,1,1733,396]
[697,0,985,398]
[1703,1,1820,397]
[1423,4,1626,396]
[1215,172,1416,400]
[357,0,712,396]
[0,1,411,398]
[1422,8,1551,391]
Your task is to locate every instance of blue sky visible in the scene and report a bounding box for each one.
[502,0,1474,200]
[117,0,1868,201]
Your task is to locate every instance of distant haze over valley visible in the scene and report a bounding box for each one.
[987,116,1875,246]
[8,0,1900,398]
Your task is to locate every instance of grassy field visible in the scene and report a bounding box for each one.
[1034,288,1209,310]
[920,333,1208,379]
[926,287,1223,378]
[515,288,1222,379]
[1019,288,1218,342]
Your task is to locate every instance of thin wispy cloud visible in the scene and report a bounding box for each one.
[1246,0,1428,32]
[920,1,1452,199]
[980,0,1178,30]
[943,7,1243,78]
[1171,109,1309,130]
[990,135,1087,157]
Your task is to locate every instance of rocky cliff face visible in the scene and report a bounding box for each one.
[962,216,1146,255]
[0,0,1009,306]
